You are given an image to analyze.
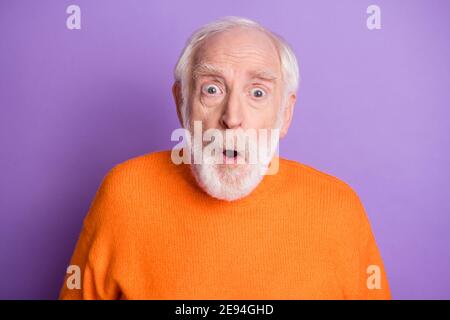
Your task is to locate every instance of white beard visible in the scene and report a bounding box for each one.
[190,157,266,201]
[188,130,279,202]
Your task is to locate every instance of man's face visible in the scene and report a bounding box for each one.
[177,27,293,201]
[189,27,284,134]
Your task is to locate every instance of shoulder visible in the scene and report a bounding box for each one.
[279,157,360,201]
[279,157,372,242]
[84,150,175,223]
[102,149,173,183]
[92,150,177,204]
[279,157,367,223]
[110,149,173,175]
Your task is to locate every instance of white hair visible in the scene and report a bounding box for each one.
[173,16,300,129]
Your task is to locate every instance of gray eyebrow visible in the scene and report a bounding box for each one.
[192,63,224,79]
[192,62,278,83]
[247,68,279,83]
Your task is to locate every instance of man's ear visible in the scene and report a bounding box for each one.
[280,92,296,138]
[172,81,184,127]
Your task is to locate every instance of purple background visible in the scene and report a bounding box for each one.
[1,0,449,300]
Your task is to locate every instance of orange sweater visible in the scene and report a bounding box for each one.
[59,150,390,299]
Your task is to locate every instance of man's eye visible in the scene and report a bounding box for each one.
[250,88,266,98]
[202,84,222,96]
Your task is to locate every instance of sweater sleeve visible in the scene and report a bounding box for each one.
[59,167,122,300]
[352,191,391,300]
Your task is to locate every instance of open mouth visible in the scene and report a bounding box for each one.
[223,149,239,159]
[222,149,243,164]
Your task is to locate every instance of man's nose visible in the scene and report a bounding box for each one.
[220,90,244,129]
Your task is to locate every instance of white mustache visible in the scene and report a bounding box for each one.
[204,131,255,160]
[184,123,280,165]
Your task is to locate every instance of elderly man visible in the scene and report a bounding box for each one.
[60,17,390,300]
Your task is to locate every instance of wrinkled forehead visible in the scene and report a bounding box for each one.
[192,27,282,79]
